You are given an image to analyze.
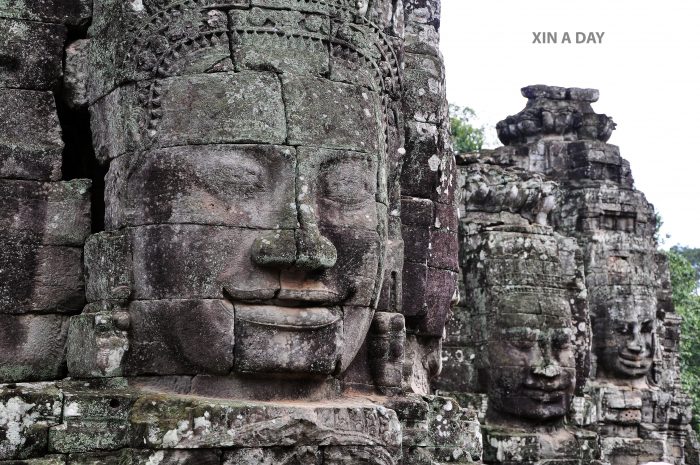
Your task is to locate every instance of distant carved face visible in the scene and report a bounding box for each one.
[593,292,656,379]
[486,292,576,421]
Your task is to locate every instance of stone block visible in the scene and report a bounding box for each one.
[0,179,91,246]
[66,311,129,378]
[234,304,341,376]
[0,20,65,91]
[63,40,89,109]
[223,447,320,465]
[296,146,380,231]
[84,232,132,303]
[368,312,405,390]
[283,75,382,152]
[428,229,458,271]
[401,261,427,317]
[0,315,69,382]
[129,225,280,301]
[401,122,440,199]
[88,84,142,163]
[0,89,63,181]
[402,53,445,124]
[1,456,67,464]
[48,386,138,453]
[0,241,84,314]
[105,145,297,230]
[230,8,330,75]
[324,446,399,464]
[154,72,287,148]
[417,267,457,336]
[129,395,401,451]
[124,299,234,376]
[0,383,63,460]
[0,0,90,25]
[404,21,440,57]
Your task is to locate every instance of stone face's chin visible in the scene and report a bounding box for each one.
[232,304,373,377]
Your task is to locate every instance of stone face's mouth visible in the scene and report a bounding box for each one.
[522,387,567,403]
[618,355,651,370]
[234,304,342,330]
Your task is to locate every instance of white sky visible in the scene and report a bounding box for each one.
[440,0,700,248]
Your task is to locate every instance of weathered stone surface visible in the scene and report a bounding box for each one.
[68,448,219,465]
[0,89,62,181]
[155,72,287,147]
[230,8,330,75]
[0,20,65,91]
[88,85,144,164]
[129,224,279,300]
[83,231,132,303]
[0,180,91,246]
[125,300,234,376]
[48,383,138,454]
[0,315,69,382]
[223,447,320,465]
[66,311,129,378]
[497,85,616,145]
[105,145,297,230]
[234,304,340,376]
[129,395,401,451]
[0,383,62,460]
[0,242,84,314]
[63,40,89,109]
[0,0,90,25]
[0,0,466,463]
[283,76,382,152]
[402,53,446,125]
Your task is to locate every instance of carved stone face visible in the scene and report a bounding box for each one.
[89,2,404,379]
[593,291,656,379]
[486,292,576,421]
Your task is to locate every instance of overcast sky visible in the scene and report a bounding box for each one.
[440,0,700,248]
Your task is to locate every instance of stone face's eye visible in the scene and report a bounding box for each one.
[614,323,631,336]
[319,157,374,208]
[641,320,654,333]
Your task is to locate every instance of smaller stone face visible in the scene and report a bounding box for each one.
[592,289,656,379]
[486,291,576,421]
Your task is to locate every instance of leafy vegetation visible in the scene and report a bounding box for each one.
[667,248,700,433]
[449,104,485,153]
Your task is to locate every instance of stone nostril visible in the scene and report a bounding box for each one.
[251,230,297,269]
[294,229,337,271]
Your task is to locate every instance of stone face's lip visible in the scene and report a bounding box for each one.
[618,355,651,369]
[276,288,344,304]
[522,387,567,403]
[235,304,341,330]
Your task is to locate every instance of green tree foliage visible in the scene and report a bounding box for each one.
[670,245,700,284]
[449,104,485,153]
[667,250,700,432]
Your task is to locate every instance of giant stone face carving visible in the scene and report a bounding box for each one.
[487,290,576,421]
[79,0,419,383]
[592,288,656,380]
[462,226,585,424]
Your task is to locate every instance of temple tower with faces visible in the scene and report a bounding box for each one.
[0,0,480,464]
[436,85,700,464]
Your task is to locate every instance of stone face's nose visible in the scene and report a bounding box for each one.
[532,363,562,379]
[294,228,337,271]
[251,228,337,272]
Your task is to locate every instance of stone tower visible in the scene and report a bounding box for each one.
[1,0,483,464]
[436,85,700,464]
